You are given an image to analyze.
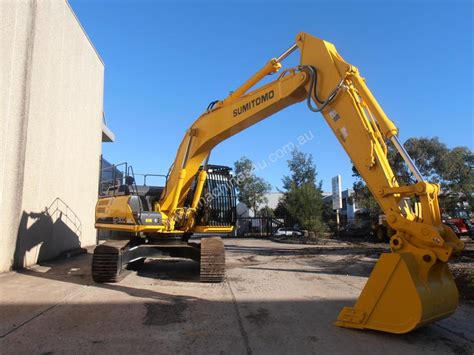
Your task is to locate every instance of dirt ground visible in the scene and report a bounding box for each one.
[272,234,474,301]
[1,238,473,354]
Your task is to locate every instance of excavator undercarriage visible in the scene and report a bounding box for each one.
[91,234,225,283]
[93,165,235,283]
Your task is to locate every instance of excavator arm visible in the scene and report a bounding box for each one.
[157,32,463,333]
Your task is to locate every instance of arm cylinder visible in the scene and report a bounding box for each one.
[390,136,424,182]
[276,44,298,62]
[352,73,398,138]
[222,59,281,105]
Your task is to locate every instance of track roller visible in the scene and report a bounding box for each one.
[200,237,225,283]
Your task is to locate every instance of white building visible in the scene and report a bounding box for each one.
[261,192,283,210]
[238,192,284,217]
[0,0,113,271]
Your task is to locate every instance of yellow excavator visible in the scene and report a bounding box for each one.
[94,32,464,334]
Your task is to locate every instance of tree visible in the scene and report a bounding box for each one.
[275,149,326,233]
[234,157,271,216]
[352,180,381,222]
[392,138,473,211]
[258,206,275,218]
[403,137,448,182]
[282,149,316,188]
[352,137,474,214]
[434,145,473,211]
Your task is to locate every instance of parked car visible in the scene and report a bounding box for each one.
[274,227,303,237]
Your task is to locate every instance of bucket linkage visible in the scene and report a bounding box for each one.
[336,183,464,334]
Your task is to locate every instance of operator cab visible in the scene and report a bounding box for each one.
[99,163,236,227]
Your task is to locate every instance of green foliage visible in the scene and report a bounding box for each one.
[403,137,448,182]
[352,180,381,222]
[257,206,275,217]
[436,146,473,211]
[321,199,337,232]
[275,149,326,234]
[394,138,473,211]
[353,137,474,214]
[282,150,316,188]
[234,157,271,215]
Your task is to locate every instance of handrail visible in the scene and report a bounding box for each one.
[46,197,82,236]
[98,161,168,196]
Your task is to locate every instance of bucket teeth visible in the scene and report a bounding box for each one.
[200,237,225,283]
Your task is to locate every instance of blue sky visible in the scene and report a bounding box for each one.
[70,0,473,192]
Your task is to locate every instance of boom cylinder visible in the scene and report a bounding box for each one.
[191,170,207,209]
[171,169,187,213]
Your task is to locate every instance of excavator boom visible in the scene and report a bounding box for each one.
[95,32,464,333]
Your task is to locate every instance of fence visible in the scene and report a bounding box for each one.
[235,217,284,237]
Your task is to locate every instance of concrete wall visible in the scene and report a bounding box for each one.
[0,0,104,271]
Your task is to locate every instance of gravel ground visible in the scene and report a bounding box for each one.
[1,237,473,354]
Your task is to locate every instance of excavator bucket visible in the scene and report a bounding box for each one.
[336,252,458,334]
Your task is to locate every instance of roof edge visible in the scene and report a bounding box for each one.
[65,0,104,67]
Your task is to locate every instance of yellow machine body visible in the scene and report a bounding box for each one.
[95,32,464,334]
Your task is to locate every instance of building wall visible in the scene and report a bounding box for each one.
[0,0,104,271]
[259,192,283,210]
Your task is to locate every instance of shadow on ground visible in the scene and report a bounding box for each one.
[1,247,473,354]
[135,259,200,282]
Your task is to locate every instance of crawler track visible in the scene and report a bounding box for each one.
[91,240,129,283]
[91,237,226,283]
[200,237,226,283]
[92,252,121,283]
